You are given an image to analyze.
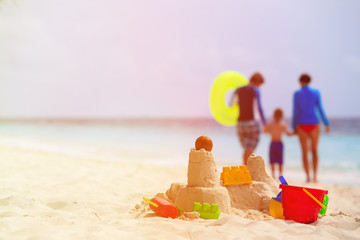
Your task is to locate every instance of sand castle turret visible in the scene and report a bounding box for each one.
[187,148,219,188]
[225,154,279,211]
[173,137,232,213]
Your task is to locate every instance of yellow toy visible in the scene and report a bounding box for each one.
[269,198,284,219]
[209,71,248,126]
[220,166,252,185]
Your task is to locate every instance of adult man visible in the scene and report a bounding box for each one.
[232,72,266,164]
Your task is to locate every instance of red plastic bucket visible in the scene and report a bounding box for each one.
[280,184,328,223]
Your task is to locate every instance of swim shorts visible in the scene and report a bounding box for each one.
[237,121,260,150]
[269,141,283,165]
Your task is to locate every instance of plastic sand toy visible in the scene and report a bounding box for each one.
[193,202,220,219]
[269,198,284,219]
[279,184,328,223]
[143,197,180,219]
[220,166,252,185]
[270,176,329,222]
[269,176,287,219]
[279,175,288,185]
[319,194,329,216]
[272,175,288,202]
[195,136,213,152]
[302,188,327,209]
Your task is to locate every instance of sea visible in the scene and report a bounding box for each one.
[0,118,359,186]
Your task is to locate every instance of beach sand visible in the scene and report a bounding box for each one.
[1,144,360,240]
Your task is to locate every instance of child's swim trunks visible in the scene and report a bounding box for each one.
[237,120,260,150]
[270,141,283,164]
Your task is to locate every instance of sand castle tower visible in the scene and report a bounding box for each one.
[173,136,232,213]
[225,154,279,211]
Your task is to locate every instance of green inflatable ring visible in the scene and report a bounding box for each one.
[209,71,248,126]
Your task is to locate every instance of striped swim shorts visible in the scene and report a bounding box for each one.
[237,121,261,150]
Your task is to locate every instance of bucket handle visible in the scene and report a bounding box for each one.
[302,188,326,209]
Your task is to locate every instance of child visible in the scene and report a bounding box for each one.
[264,108,293,179]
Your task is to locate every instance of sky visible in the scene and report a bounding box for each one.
[0,0,360,119]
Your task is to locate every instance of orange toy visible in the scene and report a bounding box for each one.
[195,136,213,152]
[220,166,252,185]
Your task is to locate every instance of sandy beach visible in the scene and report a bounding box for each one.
[2,0,360,238]
[1,142,359,240]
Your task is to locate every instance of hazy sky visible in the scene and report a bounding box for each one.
[1,0,360,118]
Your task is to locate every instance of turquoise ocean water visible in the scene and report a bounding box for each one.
[0,118,359,186]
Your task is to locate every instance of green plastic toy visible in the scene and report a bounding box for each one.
[193,202,220,219]
[319,194,329,216]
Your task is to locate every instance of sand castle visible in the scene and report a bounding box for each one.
[226,154,279,211]
[166,136,279,215]
[171,147,232,213]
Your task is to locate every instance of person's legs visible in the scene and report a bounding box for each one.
[270,142,283,179]
[244,121,260,165]
[238,121,260,165]
[298,128,310,182]
[270,164,275,179]
[243,149,253,165]
[237,123,246,164]
[309,126,320,182]
[269,142,278,179]
[279,164,283,177]
[278,142,284,179]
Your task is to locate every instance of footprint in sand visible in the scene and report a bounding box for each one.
[47,201,68,210]
[0,196,13,206]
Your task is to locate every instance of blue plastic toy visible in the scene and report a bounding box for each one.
[273,175,288,203]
